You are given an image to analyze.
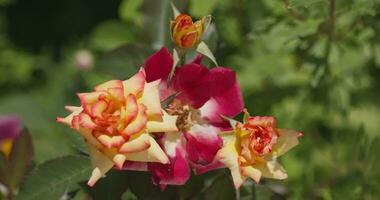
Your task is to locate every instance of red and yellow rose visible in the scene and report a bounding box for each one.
[57,69,178,186]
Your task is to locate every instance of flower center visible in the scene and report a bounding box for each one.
[166,99,201,132]
[238,124,279,164]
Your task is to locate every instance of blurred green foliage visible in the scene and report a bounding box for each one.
[1,0,380,199]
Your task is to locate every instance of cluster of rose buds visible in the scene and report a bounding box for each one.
[57,11,301,190]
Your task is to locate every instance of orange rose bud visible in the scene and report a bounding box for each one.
[171,14,206,49]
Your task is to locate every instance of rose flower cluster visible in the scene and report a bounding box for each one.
[57,11,302,190]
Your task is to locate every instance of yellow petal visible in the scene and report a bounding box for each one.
[255,160,288,180]
[241,166,262,183]
[119,133,151,153]
[146,110,178,133]
[124,133,169,164]
[217,141,245,189]
[123,69,145,97]
[94,80,123,91]
[113,154,127,169]
[273,129,301,157]
[140,80,162,119]
[77,128,103,149]
[86,142,114,187]
[64,105,82,112]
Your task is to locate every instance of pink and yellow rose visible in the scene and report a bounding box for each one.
[218,110,302,188]
[57,69,178,186]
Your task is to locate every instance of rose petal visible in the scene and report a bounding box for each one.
[94,80,123,91]
[121,105,148,137]
[123,69,146,96]
[86,142,114,187]
[200,82,244,126]
[122,160,148,171]
[184,125,222,165]
[217,141,245,189]
[141,80,163,118]
[172,63,210,108]
[124,133,169,164]
[119,133,151,153]
[273,129,301,157]
[255,161,287,180]
[191,158,224,175]
[148,146,190,186]
[144,48,173,82]
[146,110,178,133]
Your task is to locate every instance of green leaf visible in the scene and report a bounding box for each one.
[196,41,218,66]
[119,0,144,25]
[168,48,179,81]
[16,155,92,200]
[90,20,137,51]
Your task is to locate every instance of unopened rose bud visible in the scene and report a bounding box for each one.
[170,14,207,49]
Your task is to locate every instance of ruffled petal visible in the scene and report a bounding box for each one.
[273,129,301,157]
[144,48,173,82]
[172,63,210,108]
[121,105,148,137]
[148,133,190,186]
[200,81,244,126]
[217,141,245,189]
[184,124,222,165]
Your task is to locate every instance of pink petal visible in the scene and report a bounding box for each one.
[184,125,222,166]
[201,67,236,97]
[200,81,244,126]
[172,63,210,108]
[122,161,148,171]
[144,48,173,82]
[148,147,190,186]
[192,158,224,175]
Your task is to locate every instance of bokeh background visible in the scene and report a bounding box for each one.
[1,0,380,199]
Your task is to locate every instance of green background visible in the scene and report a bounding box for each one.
[0,0,379,199]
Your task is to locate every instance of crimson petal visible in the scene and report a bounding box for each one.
[144,48,173,82]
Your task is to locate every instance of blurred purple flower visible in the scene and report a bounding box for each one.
[0,115,22,157]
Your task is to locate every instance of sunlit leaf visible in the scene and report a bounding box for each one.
[196,41,218,66]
